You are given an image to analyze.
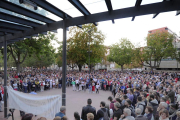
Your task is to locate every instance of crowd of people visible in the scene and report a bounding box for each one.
[0,69,180,120]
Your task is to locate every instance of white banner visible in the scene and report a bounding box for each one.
[7,86,61,119]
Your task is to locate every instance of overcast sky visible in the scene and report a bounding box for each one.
[46,0,180,48]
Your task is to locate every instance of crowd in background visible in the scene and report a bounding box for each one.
[0,69,180,120]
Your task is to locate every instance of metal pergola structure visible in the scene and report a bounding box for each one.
[0,0,180,118]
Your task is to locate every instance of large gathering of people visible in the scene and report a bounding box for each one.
[0,69,180,120]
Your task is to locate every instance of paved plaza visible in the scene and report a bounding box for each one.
[0,87,111,120]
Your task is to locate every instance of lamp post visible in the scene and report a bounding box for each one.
[88,29,92,76]
[131,62,132,71]
[176,40,178,70]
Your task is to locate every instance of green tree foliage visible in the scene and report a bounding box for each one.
[172,33,180,63]
[56,55,63,68]
[56,43,63,68]
[138,32,175,70]
[108,38,134,71]
[1,32,57,72]
[65,24,106,71]
[132,47,145,68]
[22,46,56,68]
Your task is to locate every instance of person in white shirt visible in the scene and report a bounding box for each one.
[50,79,52,89]
[96,83,100,94]
[52,79,56,89]
[13,81,18,91]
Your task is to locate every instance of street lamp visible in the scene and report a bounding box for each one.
[174,40,179,70]
[131,62,132,71]
[87,29,92,77]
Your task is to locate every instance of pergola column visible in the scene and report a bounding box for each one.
[3,35,7,118]
[62,19,67,106]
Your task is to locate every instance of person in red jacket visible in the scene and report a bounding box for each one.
[0,86,2,112]
[175,78,178,83]
[14,74,18,78]
[0,84,4,102]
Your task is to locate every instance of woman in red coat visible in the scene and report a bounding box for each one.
[92,81,95,93]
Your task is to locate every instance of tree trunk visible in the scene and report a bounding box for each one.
[16,63,21,73]
[90,64,92,73]
[121,65,123,71]
[78,64,82,72]
[151,67,153,73]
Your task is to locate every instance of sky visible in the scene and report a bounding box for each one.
[45,0,180,48]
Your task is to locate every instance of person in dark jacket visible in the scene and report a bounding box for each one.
[96,101,110,120]
[27,80,31,93]
[144,106,154,120]
[113,102,123,120]
[148,94,159,118]
[167,85,175,103]
[108,96,114,111]
[135,108,148,120]
[81,99,96,120]
[58,78,62,89]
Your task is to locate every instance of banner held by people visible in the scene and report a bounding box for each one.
[7,86,61,119]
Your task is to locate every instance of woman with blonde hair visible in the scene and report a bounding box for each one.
[87,113,94,120]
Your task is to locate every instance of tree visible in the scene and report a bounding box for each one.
[108,38,134,71]
[56,55,63,68]
[66,24,106,71]
[142,31,175,71]
[1,32,58,72]
[22,46,56,68]
[172,32,180,63]
[132,47,145,69]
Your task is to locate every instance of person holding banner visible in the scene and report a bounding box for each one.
[55,106,66,118]
[13,81,18,91]
[30,88,37,95]
[21,113,33,120]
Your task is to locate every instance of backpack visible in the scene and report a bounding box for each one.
[137,103,146,115]
[149,102,159,120]
[129,106,136,117]
[99,109,109,120]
